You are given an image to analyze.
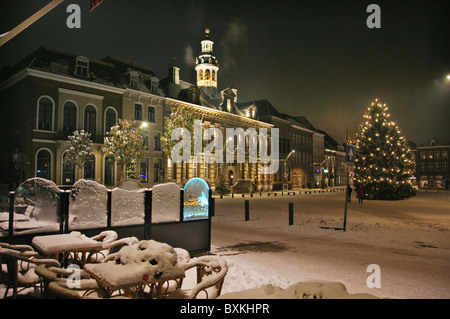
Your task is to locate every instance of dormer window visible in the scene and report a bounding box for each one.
[75,56,89,77]
[130,72,139,89]
[151,80,158,94]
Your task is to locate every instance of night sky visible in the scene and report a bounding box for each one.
[1,0,448,146]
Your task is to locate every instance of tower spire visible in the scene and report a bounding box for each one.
[195,28,220,101]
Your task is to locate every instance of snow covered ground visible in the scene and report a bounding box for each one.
[1,189,448,299]
[210,189,450,299]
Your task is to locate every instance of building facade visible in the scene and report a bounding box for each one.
[414,140,450,190]
[0,47,164,188]
[1,30,345,192]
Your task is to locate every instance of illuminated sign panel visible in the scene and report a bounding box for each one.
[183,178,210,221]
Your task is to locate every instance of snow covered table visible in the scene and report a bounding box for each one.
[83,240,190,299]
[32,231,105,266]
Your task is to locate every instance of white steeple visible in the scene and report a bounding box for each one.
[195,29,219,100]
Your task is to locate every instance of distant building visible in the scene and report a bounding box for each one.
[414,139,450,190]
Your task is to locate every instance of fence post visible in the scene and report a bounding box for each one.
[209,189,214,217]
[144,190,152,240]
[289,203,294,226]
[245,200,249,221]
[106,190,112,228]
[180,189,184,222]
[8,192,14,237]
[59,191,70,234]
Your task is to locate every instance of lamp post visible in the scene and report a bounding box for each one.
[283,150,295,186]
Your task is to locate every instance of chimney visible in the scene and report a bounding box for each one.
[168,66,180,85]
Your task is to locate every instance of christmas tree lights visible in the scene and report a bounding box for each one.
[353,99,416,200]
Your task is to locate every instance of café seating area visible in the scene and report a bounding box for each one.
[0,230,228,299]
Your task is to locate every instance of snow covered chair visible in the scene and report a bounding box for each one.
[167,255,228,299]
[0,242,36,272]
[88,233,139,263]
[0,246,60,298]
[67,231,137,264]
[35,264,103,299]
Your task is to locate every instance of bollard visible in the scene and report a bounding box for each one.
[245,200,249,221]
[289,203,294,226]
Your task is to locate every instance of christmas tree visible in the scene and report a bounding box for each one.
[103,119,146,180]
[215,168,230,195]
[162,105,198,185]
[64,130,94,181]
[354,99,416,200]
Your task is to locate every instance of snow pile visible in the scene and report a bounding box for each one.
[32,231,103,253]
[111,188,145,226]
[218,282,378,299]
[151,183,181,223]
[86,240,184,288]
[69,179,108,228]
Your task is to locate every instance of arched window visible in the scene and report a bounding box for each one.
[36,149,51,180]
[84,105,96,138]
[84,156,96,180]
[37,97,53,131]
[62,151,75,185]
[63,101,77,138]
[104,156,115,186]
[205,69,211,83]
[105,108,117,134]
[199,70,203,81]
[212,70,216,82]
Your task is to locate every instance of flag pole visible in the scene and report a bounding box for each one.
[0,0,65,47]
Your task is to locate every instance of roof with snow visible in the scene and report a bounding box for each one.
[0,46,163,96]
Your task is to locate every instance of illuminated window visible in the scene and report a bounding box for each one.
[140,159,149,183]
[36,150,51,180]
[104,156,115,186]
[167,158,173,180]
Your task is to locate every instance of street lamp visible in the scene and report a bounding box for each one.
[283,150,295,184]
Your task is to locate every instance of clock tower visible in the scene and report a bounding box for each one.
[195,29,220,102]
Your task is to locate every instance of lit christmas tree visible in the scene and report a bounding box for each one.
[162,105,198,185]
[354,99,416,200]
[103,119,146,180]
